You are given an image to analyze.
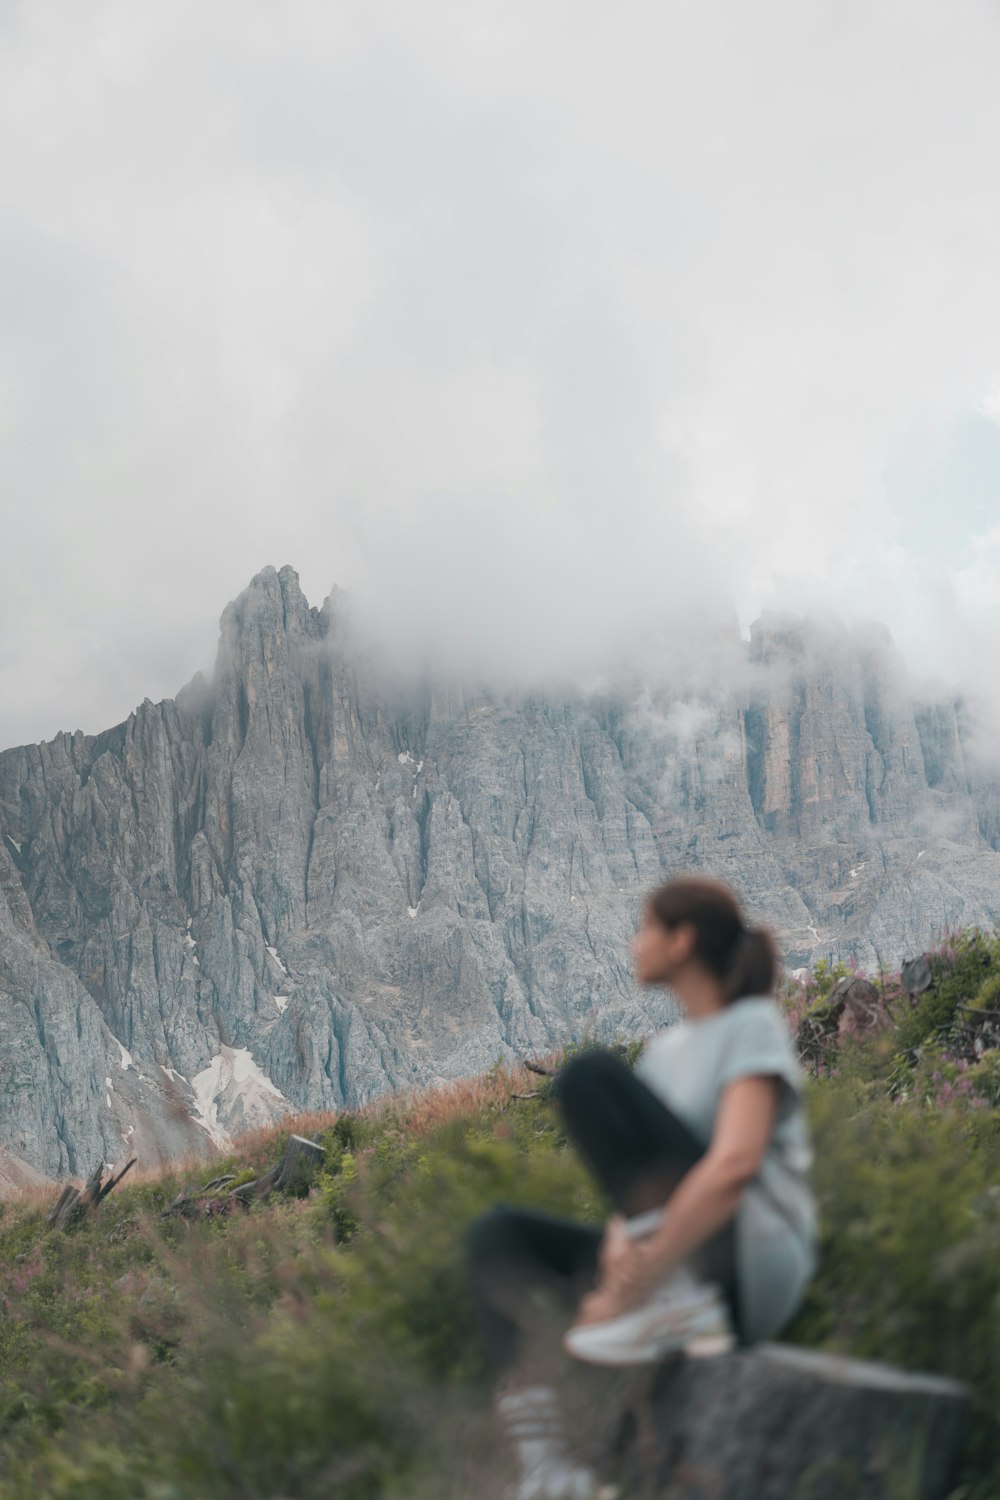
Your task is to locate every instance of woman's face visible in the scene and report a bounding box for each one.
[632,909,694,985]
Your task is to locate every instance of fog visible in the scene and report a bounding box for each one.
[2,1,1000,748]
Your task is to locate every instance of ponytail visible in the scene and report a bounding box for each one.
[647,877,776,1003]
[723,925,778,1003]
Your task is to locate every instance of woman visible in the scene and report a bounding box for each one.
[466,877,817,1500]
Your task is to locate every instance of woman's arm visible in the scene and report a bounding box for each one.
[579,1075,779,1322]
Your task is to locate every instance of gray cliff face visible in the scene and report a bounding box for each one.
[2,566,999,1177]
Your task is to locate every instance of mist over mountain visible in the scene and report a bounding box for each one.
[4,3,1000,753]
[2,565,1000,1177]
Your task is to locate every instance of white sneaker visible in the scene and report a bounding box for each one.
[498,1386,601,1500]
[563,1279,735,1366]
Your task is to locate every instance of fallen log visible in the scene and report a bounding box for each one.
[161,1186,247,1219]
[201,1173,238,1192]
[161,1136,326,1217]
[595,1345,968,1500]
[161,1187,196,1218]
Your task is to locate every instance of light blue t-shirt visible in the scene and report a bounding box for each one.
[634,996,818,1341]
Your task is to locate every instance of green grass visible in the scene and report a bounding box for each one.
[0,941,996,1498]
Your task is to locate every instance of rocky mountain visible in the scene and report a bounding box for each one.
[2,565,999,1178]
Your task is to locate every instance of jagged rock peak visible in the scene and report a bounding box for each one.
[1,567,998,1178]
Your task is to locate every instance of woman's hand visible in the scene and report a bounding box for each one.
[576,1284,630,1326]
[575,1218,661,1326]
[573,1077,781,1331]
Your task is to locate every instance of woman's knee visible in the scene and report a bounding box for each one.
[464,1204,521,1269]
[554,1046,629,1112]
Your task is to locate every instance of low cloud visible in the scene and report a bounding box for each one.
[2,1,1000,746]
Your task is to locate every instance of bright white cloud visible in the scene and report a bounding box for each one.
[2,0,1000,744]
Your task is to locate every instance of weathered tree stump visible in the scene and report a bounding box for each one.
[230,1134,325,1203]
[902,955,934,997]
[601,1345,968,1500]
[48,1158,137,1230]
[796,976,883,1062]
[273,1133,326,1192]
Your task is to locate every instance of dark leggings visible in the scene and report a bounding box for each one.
[465,1049,740,1373]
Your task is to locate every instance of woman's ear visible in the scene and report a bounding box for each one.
[669,921,698,967]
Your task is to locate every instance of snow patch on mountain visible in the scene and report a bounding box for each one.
[189,1046,290,1147]
[266,945,288,976]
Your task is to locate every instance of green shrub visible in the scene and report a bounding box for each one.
[972,970,1000,1013]
[0,941,996,1497]
[965,1052,1000,1109]
[809,957,852,1001]
[790,1078,1000,1481]
[894,932,1000,1056]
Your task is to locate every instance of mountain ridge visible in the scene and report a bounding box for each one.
[2,563,999,1177]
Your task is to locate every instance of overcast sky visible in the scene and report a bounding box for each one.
[2,0,1000,748]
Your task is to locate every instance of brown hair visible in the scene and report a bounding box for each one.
[647,876,776,1003]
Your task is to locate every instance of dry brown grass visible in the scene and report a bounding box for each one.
[0,1180,57,1213]
[21,1053,566,1207]
[220,1058,557,1155]
[372,1061,544,1136]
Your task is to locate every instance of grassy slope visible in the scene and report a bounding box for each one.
[0,942,998,1500]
